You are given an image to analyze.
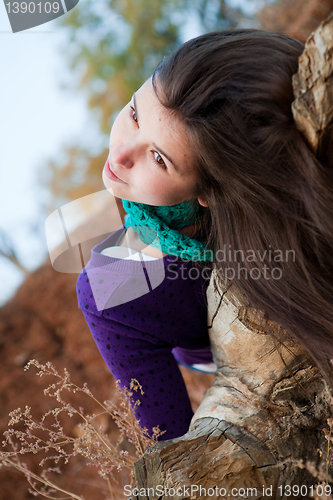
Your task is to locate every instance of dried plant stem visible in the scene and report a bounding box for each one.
[2,456,83,500]
[107,478,115,500]
[1,360,163,500]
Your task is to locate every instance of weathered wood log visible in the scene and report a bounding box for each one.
[132,272,333,499]
[132,15,333,500]
[292,12,333,165]
[133,417,277,500]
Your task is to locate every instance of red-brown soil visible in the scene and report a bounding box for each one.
[257,0,333,43]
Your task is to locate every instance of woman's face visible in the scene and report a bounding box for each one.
[103,78,206,206]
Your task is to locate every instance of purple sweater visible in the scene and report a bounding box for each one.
[76,226,212,440]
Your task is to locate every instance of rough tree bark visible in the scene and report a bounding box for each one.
[292,12,333,165]
[131,14,333,500]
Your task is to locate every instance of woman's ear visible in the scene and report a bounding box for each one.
[197,196,208,207]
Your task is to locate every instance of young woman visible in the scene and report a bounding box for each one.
[77,28,333,441]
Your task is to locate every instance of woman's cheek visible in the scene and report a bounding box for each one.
[137,176,160,201]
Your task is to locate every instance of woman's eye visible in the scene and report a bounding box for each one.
[154,151,167,169]
[130,105,138,123]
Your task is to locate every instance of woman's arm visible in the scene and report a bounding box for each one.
[81,308,194,440]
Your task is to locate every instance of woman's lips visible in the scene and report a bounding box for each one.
[104,159,127,183]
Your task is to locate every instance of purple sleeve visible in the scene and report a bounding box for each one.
[81,308,194,440]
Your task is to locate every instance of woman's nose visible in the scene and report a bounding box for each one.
[111,144,134,169]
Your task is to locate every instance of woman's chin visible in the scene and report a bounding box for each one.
[102,171,164,205]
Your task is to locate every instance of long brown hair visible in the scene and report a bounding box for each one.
[153,29,333,385]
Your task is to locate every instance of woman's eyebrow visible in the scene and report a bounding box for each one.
[134,90,180,172]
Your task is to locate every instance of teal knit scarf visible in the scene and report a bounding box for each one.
[121,199,213,261]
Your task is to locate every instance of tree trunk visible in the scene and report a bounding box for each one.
[132,14,333,500]
[292,12,333,165]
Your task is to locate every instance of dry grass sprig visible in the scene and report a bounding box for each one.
[0,359,164,499]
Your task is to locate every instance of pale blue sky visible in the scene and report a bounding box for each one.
[0,3,90,304]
